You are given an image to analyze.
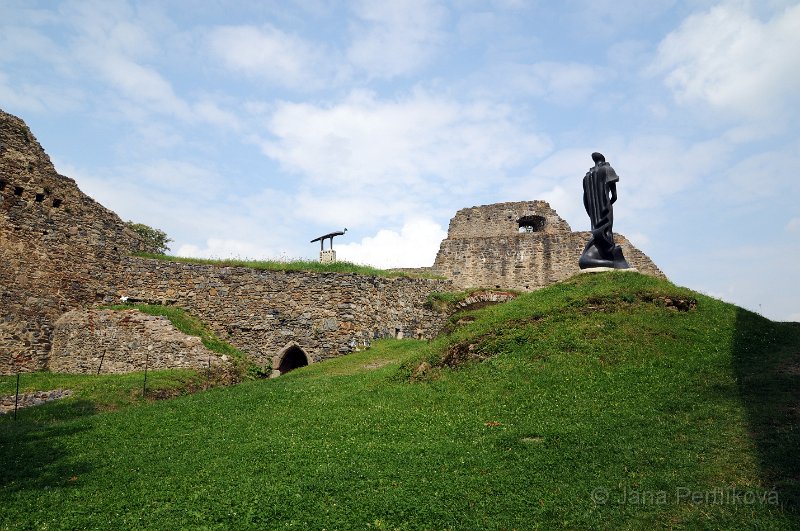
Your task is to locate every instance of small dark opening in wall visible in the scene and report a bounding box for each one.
[14,186,23,196]
[395,327,403,339]
[518,215,546,233]
[277,345,309,374]
[0,180,5,190]
[28,163,34,173]
[52,198,63,208]
[35,193,45,202]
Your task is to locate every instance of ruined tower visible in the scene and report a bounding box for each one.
[432,200,664,290]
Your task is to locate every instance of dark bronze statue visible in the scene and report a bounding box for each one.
[579,152,630,270]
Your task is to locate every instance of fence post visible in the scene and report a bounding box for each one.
[142,349,149,398]
[13,373,20,421]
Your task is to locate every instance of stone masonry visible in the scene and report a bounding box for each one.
[0,110,148,374]
[106,257,452,368]
[0,109,455,374]
[50,309,223,374]
[1,109,667,376]
[432,201,665,290]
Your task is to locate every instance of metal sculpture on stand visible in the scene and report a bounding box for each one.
[311,228,347,263]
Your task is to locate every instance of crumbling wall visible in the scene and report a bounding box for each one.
[445,201,572,238]
[50,309,223,374]
[433,201,666,290]
[102,257,453,368]
[0,109,144,373]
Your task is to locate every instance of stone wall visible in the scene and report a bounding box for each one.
[0,109,146,374]
[445,201,572,238]
[50,309,223,374]
[433,201,665,291]
[102,257,453,367]
[1,109,668,376]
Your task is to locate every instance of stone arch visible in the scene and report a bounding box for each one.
[456,290,518,311]
[271,342,312,377]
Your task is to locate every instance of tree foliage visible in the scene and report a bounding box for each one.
[125,221,172,254]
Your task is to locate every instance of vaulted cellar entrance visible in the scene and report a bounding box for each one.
[272,342,312,377]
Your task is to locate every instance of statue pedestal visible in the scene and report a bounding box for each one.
[579,267,638,274]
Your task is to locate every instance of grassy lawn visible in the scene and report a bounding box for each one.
[1,273,798,529]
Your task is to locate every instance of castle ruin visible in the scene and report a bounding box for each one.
[432,201,664,291]
[0,109,664,376]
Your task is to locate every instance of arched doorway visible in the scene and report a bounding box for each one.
[272,342,311,376]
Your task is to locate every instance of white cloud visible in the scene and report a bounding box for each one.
[505,137,732,232]
[651,3,800,121]
[0,25,65,65]
[714,141,800,203]
[208,24,331,88]
[192,99,242,131]
[506,62,609,105]
[175,239,277,260]
[260,90,551,194]
[625,232,650,247]
[87,52,189,117]
[0,72,85,113]
[336,218,447,268]
[347,0,447,77]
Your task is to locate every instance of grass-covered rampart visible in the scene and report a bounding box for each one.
[1,272,797,528]
[132,252,444,279]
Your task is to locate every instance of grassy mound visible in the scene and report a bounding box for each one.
[1,272,798,528]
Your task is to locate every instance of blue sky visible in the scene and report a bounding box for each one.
[1,0,798,321]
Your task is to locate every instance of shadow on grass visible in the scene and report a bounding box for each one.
[733,308,800,514]
[0,400,95,492]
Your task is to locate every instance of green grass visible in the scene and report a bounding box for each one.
[1,272,798,529]
[0,370,207,420]
[132,252,444,279]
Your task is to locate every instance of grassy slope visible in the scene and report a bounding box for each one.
[1,272,798,529]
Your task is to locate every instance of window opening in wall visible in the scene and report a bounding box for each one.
[0,180,6,190]
[518,215,546,233]
[52,198,63,208]
[35,193,45,202]
[14,186,23,196]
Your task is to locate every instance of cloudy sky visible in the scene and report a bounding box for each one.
[1,0,798,321]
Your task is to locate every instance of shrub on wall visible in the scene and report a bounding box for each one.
[125,221,172,254]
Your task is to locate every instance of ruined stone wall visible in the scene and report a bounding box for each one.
[101,257,453,367]
[50,309,223,374]
[1,109,667,376]
[446,201,572,238]
[433,201,665,291]
[0,110,145,374]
